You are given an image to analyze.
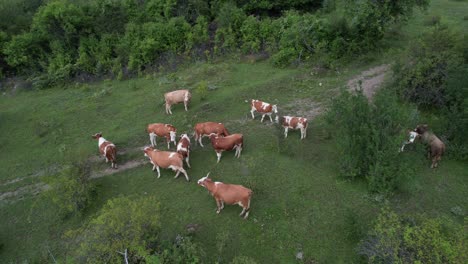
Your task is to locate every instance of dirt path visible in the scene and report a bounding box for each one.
[347,64,390,100]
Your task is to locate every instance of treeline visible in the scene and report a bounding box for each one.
[0,0,428,88]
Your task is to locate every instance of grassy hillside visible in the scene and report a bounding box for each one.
[1,0,467,262]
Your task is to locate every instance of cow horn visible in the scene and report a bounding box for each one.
[206,172,211,178]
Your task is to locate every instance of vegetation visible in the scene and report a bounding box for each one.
[0,0,467,263]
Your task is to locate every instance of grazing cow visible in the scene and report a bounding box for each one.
[278,116,308,139]
[147,123,177,149]
[414,124,446,168]
[197,173,253,219]
[399,130,419,152]
[209,133,243,163]
[194,122,230,147]
[91,132,117,169]
[250,99,278,122]
[177,134,191,168]
[143,146,189,181]
[164,89,191,115]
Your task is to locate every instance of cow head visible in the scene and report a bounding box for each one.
[197,173,212,187]
[143,146,154,157]
[170,131,177,142]
[407,130,419,143]
[272,105,278,114]
[414,124,429,135]
[208,133,218,139]
[92,132,103,139]
[180,134,190,141]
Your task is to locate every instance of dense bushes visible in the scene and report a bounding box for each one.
[358,207,466,263]
[326,88,413,193]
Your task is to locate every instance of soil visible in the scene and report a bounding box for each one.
[347,64,390,100]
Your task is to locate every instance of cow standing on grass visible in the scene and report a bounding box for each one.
[277,116,308,139]
[147,123,177,149]
[250,99,278,122]
[194,122,230,147]
[209,133,243,163]
[414,124,445,168]
[164,89,191,115]
[197,173,253,219]
[143,146,189,181]
[177,134,191,168]
[92,132,117,169]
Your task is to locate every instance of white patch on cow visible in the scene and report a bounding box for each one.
[408,131,418,143]
[272,105,278,114]
[237,201,244,207]
[261,102,270,110]
[169,153,177,158]
[177,145,187,152]
[170,131,176,142]
[168,165,178,171]
[215,181,222,185]
[284,116,292,125]
[98,137,107,147]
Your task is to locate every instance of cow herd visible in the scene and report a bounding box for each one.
[91,90,308,219]
[91,89,444,219]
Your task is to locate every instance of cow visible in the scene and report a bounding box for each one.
[250,99,278,122]
[143,146,189,181]
[399,130,419,152]
[209,133,243,163]
[414,124,446,168]
[177,134,191,168]
[194,122,230,147]
[278,116,308,139]
[197,173,253,219]
[91,132,117,169]
[164,89,191,115]
[147,123,177,149]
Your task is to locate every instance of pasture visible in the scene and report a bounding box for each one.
[1,0,467,262]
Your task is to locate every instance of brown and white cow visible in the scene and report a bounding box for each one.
[177,134,191,168]
[250,99,278,122]
[197,173,253,219]
[194,122,230,147]
[209,133,243,163]
[147,123,177,149]
[278,116,308,139]
[164,89,191,115]
[91,132,117,169]
[414,124,445,168]
[143,146,189,181]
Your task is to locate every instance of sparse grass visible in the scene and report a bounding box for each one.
[0,0,467,262]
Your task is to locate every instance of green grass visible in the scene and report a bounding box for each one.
[1,0,467,262]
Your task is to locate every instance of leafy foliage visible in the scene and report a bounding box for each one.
[358,207,467,263]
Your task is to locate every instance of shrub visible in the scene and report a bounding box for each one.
[240,16,261,54]
[196,80,208,101]
[159,236,205,263]
[43,161,95,217]
[358,207,467,263]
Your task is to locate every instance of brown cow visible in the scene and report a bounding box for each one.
[147,123,177,149]
[209,133,243,163]
[177,134,191,168]
[414,124,445,168]
[143,146,189,181]
[198,173,253,219]
[194,122,230,147]
[164,89,191,115]
[279,116,308,139]
[250,99,278,122]
[91,132,117,169]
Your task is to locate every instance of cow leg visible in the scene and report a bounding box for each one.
[185,154,191,168]
[113,161,118,169]
[167,139,170,149]
[156,166,161,178]
[216,151,222,163]
[243,208,250,219]
[284,127,288,138]
[198,136,205,147]
[150,133,157,147]
[251,109,255,119]
[268,113,273,122]
[236,145,242,158]
[303,127,307,139]
[260,114,266,122]
[216,199,222,214]
[301,128,305,139]
[152,164,156,171]
[184,101,188,111]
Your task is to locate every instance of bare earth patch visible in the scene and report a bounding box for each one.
[90,159,149,179]
[282,98,324,120]
[347,64,390,100]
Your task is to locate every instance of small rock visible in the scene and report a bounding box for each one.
[451,206,464,216]
[186,223,201,233]
[296,251,303,261]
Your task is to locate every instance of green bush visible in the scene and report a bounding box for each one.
[43,161,95,217]
[326,88,413,193]
[358,207,467,263]
[196,80,208,101]
[240,16,261,54]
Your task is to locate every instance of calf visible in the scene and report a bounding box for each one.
[177,134,191,168]
[250,99,278,122]
[209,133,243,163]
[279,116,308,139]
[143,147,189,181]
[197,173,253,219]
[147,123,177,149]
[164,89,191,115]
[91,132,117,169]
[399,130,419,152]
[414,124,445,168]
[194,122,230,147]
